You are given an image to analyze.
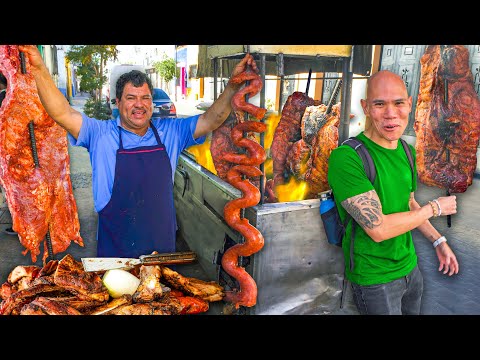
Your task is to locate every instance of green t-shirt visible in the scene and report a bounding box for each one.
[327,132,418,285]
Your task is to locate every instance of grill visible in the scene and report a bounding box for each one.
[174,46,373,314]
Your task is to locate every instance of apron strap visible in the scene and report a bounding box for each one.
[118,122,162,150]
[118,126,124,150]
[149,121,162,144]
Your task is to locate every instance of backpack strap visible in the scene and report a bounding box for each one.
[343,137,415,184]
[341,137,376,184]
[399,138,415,184]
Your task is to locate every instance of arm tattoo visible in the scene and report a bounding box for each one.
[341,190,383,229]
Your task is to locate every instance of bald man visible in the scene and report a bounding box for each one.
[327,70,459,315]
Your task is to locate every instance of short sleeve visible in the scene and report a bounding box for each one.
[327,146,375,204]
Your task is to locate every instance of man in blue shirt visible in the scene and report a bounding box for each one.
[20,45,258,258]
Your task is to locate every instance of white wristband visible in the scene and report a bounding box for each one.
[433,236,447,248]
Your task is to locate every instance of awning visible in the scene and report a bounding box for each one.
[196,45,372,78]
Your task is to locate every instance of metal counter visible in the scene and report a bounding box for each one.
[173,153,358,315]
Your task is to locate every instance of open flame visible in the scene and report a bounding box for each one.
[275,176,310,203]
[185,113,311,203]
[186,138,217,175]
[264,113,281,150]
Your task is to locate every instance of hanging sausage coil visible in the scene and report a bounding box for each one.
[220,64,267,309]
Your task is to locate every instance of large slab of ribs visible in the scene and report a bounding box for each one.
[0,45,83,263]
[415,45,480,193]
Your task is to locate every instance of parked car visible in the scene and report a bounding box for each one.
[152,88,176,118]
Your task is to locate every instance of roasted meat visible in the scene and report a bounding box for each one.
[304,103,343,196]
[167,289,210,314]
[414,45,480,193]
[160,265,224,302]
[2,254,222,315]
[285,139,310,179]
[87,294,133,315]
[19,296,82,315]
[53,254,109,302]
[0,45,83,263]
[270,92,315,187]
[211,112,240,181]
[211,112,262,189]
[215,63,267,310]
[133,264,165,303]
[301,103,329,145]
[43,296,107,313]
[106,302,174,315]
[0,283,66,315]
[7,265,40,284]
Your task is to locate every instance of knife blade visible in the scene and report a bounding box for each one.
[81,251,197,272]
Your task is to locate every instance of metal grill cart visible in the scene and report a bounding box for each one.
[174,45,373,314]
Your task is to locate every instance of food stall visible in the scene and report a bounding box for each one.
[174,45,373,314]
[3,44,480,315]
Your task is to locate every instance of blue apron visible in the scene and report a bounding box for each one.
[97,122,176,258]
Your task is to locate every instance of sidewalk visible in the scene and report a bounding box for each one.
[70,92,90,111]
[175,99,205,117]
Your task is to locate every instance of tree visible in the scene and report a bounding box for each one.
[66,45,118,119]
[66,45,118,101]
[152,54,178,94]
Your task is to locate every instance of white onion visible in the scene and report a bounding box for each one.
[102,269,140,298]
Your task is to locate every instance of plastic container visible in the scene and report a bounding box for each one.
[319,191,335,214]
[319,190,344,247]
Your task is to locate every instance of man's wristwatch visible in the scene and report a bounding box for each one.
[433,236,447,248]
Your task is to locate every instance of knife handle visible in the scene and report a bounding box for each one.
[139,251,197,265]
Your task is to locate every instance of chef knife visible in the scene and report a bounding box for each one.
[81,251,197,272]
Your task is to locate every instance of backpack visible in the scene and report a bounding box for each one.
[321,136,415,308]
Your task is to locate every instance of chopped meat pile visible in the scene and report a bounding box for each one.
[0,45,83,263]
[0,254,224,315]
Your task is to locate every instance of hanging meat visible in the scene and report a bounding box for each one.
[414,45,480,193]
[0,45,83,263]
[220,63,267,309]
[211,112,260,188]
[304,103,347,197]
[211,65,265,189]
[211,112,240,180]
[270,92,315,188]
[284,103,334,181]
[285,138,310,179]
